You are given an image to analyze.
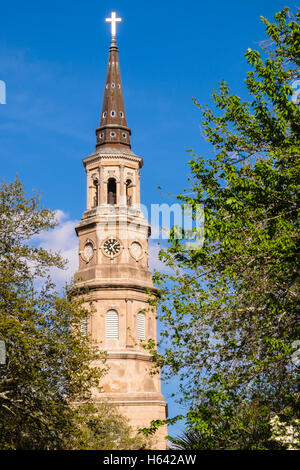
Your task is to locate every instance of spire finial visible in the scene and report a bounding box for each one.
[105,11,122,40]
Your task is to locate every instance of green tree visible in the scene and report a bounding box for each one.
[169,429,204,450]
[150,8,300,449]
[70,403,148,450]
[0,177,145,449]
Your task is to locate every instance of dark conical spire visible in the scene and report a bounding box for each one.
[96,33,131,149]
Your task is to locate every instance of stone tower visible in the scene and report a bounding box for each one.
[74,13,167,449]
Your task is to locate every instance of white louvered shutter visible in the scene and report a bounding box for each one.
[80,317,88,337]
[137,312,145,340]
[106,310,119,339]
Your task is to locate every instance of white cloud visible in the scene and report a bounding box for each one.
[33,210,78,287]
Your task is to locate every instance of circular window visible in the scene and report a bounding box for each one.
[120,111,124,118]
[117,84,121,89]
[110,132,116,137]
[111,83,115,88]
[129,241,143,261]
[103,111,107,118]
[99,133,104,139]
[122,133,127,139]
[105,84,109,89]
[111,110,115,117]
[81,240,95,263]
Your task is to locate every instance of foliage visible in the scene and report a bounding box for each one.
[269,415,300,450]
[169,429,210,450]
[0,177,143,449]
[150,8,300,449]
[70,403,149,450]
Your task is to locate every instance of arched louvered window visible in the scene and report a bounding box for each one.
[137,312,145,340]
[106,310,119,339]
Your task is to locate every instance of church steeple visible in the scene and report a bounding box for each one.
[75,12,167,449]
[96,13,131,149]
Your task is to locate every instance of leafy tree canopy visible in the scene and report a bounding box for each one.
[149,7,300,449]
[0,177,145,449]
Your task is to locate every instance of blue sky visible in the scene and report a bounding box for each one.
[0,0,293,437]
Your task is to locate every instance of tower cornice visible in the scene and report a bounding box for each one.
[82,150,143,169]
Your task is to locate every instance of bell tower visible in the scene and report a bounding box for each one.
[74,12,167,449]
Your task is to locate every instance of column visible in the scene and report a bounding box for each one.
[86,170,93,210]
[86,169,89,210]
[126,299,134,348]
[104,182,108,204]
[132,169,137,207]
[120,164,125,206]
[136,169,141,207]
[99,165,104,205]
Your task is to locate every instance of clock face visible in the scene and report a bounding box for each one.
[103,238,121,257]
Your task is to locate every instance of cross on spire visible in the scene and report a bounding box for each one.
[105,11,122,38]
